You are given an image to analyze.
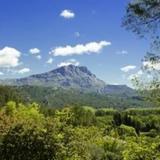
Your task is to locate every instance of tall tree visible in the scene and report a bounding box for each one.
[123,0,160,106]
[123,0,160,38]
[123,0,160,54]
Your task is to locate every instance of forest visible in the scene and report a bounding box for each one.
[0,101,160,159]
[0,85,150,109]
[0,0,160,159]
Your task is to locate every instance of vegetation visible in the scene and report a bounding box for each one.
[123,0,160,41]
[0,101,160,159]
[123,0,160,108]
[0,85,151,109]
[0,1,160,159]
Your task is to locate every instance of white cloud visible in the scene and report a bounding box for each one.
[36,55,42,59]
[52,41,111,56]
[121,65,136,72]
[0,47,21,68]
[60,9,75,19]
[128,69,145,81]
[46,58,53,64]
[0,72,4,75]
[143,61,160,70]
[18,68,30,74]
[29,48,40,55]
[137,70,143,75]
[127,60,160,83]
[116,50,128,55]
[29,48,41,59]
[57,59,80,67]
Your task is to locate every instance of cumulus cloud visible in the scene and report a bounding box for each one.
[60,9,75,19]
[127,60,160,83]
[29,48,40,55]
[143,61,160,70]
[128,70,143,80]
[121,65,136,72]
[46,58,53,64]
[52,41,111,56]
[127,59,160,82]
[0,47,21,68]
[29,48,42,60]
[57,59,80,67]
[18,68,30,74]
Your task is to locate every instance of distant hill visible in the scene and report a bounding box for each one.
[100,85,135,96]
[0,65,135,95]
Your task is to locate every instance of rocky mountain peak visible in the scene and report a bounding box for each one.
[0,65,134,95]
[50,65,93,77]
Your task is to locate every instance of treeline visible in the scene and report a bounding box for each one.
[0,102,160,159]
[0,85,150,109]
[0,86,24,106]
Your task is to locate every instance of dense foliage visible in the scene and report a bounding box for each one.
[123,0,160,107]
[123,0,160,40]
[0,85,150,109]
[0,2,160,159]
[0,101,160,159]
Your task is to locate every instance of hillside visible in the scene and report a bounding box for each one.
[0,85,151,109]
[0,65,135,95]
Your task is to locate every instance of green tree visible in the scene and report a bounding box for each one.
[70,107,96,126]
[123,0,160,106]
[123,0,160,39]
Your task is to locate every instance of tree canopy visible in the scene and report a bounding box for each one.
[1,101,160,159]
[123,0,160,102]
[123,0,160,39]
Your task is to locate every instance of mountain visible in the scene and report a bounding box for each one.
[1,65,105,91]
[100,85,135,96]
[0,65,146,108]
[0,65,135,95]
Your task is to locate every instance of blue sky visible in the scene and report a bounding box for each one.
[0,0,150,85]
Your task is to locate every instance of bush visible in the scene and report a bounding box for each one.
[118,125,137,137]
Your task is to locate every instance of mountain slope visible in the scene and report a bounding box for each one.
[0,85,149,109]
[2,65,106,91]
[0,65,135,95]
[101,85,135,96]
